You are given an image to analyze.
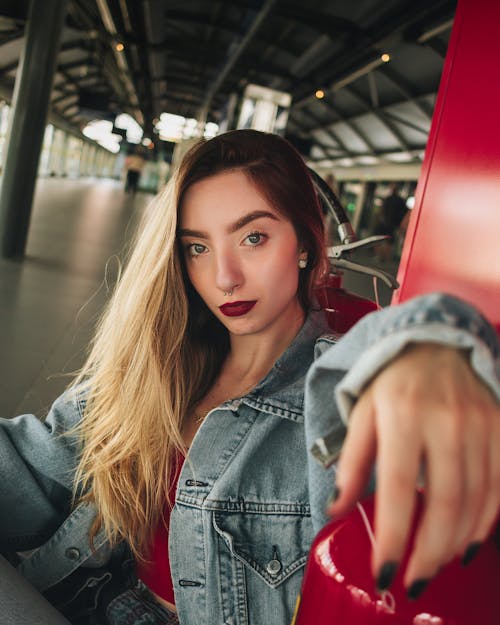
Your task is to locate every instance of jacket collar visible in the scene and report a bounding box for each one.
[243,309,330,416]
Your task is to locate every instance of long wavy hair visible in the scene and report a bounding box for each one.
[73,129,328,558]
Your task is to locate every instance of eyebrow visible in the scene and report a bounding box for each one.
[178,210,279,238]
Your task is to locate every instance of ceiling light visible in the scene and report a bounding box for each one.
[315,89,325,99]
[116,42,124,52]
[381,53,390,62]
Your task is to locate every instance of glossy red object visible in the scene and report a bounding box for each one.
[314,273,378,334]
[393,0,500,336]
[293,494,500,625]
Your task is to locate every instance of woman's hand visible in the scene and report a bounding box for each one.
[327,343,500,596]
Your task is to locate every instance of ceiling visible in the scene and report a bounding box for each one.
[0,0,456,170]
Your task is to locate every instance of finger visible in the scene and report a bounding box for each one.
[404,411,464,587]
[372,395,421,586]
[465,403,500,557]
[328,391,376,518]
[453,403,488,555]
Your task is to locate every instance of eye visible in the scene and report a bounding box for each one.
[243,232,267,247]
[186,242,207,257]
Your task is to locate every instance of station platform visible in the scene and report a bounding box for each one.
[0,178,152,417]
[0,177,398,419]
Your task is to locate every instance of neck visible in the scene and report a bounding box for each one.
[223,302,306,384]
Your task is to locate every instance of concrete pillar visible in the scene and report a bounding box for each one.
[0,0,68,258]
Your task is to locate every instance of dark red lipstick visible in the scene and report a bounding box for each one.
[219,300,257,317]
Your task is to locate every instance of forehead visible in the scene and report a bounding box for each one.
[179,170,282,227]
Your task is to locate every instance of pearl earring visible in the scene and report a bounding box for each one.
[298,257,308,269]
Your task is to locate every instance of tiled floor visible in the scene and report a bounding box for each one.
[0,177,399,419]
[0,177,152,417]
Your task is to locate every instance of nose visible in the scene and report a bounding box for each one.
[214,248,243,295]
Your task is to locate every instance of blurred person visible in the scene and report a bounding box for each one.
[374,183,408,261]
[321,172,340,244]
[124,148,146,195]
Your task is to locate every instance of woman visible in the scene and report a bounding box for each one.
[0,130,499,625]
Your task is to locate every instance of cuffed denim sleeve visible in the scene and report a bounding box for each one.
[304,292,500,532]
[0,389,84,551]
[333,293,500,423]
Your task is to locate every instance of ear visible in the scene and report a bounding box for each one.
[298,250,308,269]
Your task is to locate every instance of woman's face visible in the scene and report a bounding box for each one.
[179,170,304,337]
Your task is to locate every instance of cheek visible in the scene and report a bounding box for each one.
[185,262,208,297]
[266,246,301,291]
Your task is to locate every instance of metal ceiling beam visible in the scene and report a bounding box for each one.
[287,117,346,158]
[0,27,25,47]
[416,17,454,42]
[51,92,78,107]
[301,88,434,137]
[308,145,424,163]
[422,38,449,58]
[291,106,351,155]
[197,0,278,124]
[57,58,93,73]
[94,0,143,124]
[381,111,430,136]
[293,53,389,111]
[305,113,430,150]
[342,84,412,151]
[290,2,455,107]
[275,5,358,38]
[303,97,379,156]
[0,41,87,77]
[153,9,293,55]
[377,65,434,119]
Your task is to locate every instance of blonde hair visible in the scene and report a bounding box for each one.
[73,178,195,558]
[72,130,327,559]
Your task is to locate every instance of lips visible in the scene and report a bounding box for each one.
[219,300,257,317]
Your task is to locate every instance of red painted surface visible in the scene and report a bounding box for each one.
[393,0,500,334]
[315,273,378,333]
[293,494,500,625]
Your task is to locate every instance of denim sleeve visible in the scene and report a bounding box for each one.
[304,292,500,533]
[0,389,83,551]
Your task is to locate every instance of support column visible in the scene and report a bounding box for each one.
[0,0,68,259]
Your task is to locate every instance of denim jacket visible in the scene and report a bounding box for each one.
[1,293,499,625]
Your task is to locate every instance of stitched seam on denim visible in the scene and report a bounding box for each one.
[242,397,303,421]
[235,553,307,588]
[214,519,308,589]
[176,498,310,514]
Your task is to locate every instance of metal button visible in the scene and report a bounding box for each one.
[266,559,282,576]
[65,547,81,561]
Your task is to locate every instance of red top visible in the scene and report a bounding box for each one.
[137,454,185,604]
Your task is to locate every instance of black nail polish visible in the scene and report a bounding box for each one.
[376,561,398,591]
[461,541,482,566]
[326,485,341,508]
[407,578,429,601]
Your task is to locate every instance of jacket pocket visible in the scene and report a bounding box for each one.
[213,510,312,625]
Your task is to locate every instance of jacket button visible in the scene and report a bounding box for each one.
[65,547,81,561]
[266,559,282,576]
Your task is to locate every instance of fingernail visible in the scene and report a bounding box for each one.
[376,561,398,591]
[461,541,482,566]
[407,578,429,601]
